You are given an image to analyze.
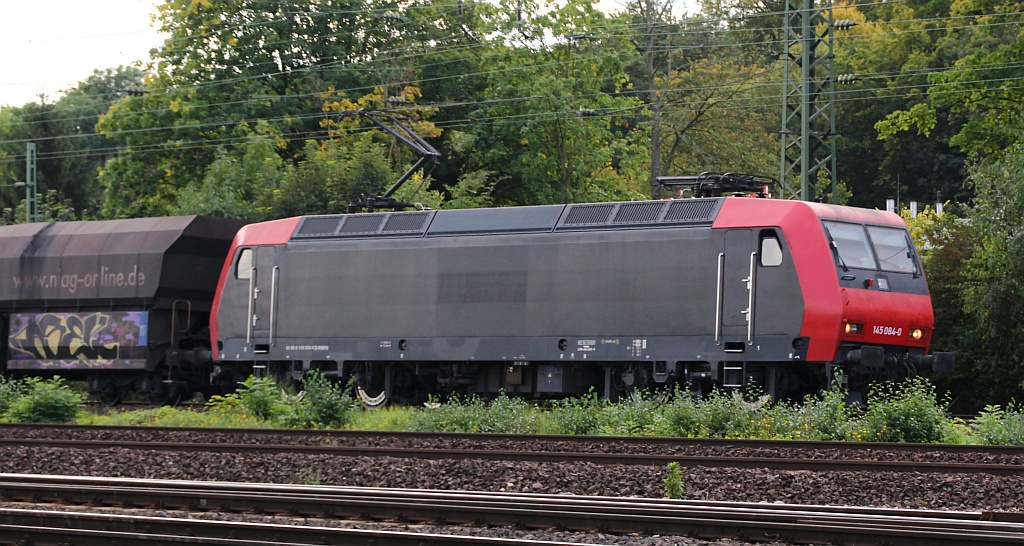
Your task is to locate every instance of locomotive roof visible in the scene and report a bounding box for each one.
[222,198,908,252]
[289,199,724,241]
[283,198,904,242]
[0,215,247,311]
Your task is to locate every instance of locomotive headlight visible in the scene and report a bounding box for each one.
[911,328,924,340]
[844,322,863,335]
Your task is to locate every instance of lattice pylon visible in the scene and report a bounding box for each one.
[779,0,838,202]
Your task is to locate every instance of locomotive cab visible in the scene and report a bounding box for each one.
[822,218,954,394]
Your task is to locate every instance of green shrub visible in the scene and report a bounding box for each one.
[279,370,356,429]
[407,394,483,432]
[205,378,287,426]
[349,406,415,431]
[972,404,1024,446]
[408,391,543,433]
[549,390,607,435]
[4,377,84,423]
[597,390,664,436]
[0,375,27,417]
[486,392,543,433]
[856,377,956,443]
[693,388,765,438]
[658,382,856,441]
[203,371,355,429]
[791,383,857,441]
[84,404,268,428]
[754,403,804,440]
[235,375,289,421]
[664,462,683,499]
[655,388,703,437]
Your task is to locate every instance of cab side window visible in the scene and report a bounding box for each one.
[759,232,783,266]
[235,248,253,280]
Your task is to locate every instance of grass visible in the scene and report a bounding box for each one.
[349,406,416,431]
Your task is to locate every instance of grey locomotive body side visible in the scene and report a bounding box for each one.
[218,201,808,403]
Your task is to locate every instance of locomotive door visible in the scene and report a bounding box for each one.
[719,229,755,347]
[247,246,280,355]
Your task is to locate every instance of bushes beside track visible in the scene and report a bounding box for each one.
[0,377,83,424]
[9,373,1024,445]
[205,370,357,429]
[407,377,971,442]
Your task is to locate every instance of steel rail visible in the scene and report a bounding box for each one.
[1,475,1023,545]
[0,508,578,546]
[3,423,1019,457]
[2,436,1023,475]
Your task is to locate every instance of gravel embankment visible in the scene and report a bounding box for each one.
[2,429,1020,546]
[2,446,1018,510]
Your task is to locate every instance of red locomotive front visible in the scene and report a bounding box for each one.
[714,197,953,398]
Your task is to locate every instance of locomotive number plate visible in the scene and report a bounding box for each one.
[872,325,903,337]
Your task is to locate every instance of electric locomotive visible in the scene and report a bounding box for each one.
[211,185,953,406]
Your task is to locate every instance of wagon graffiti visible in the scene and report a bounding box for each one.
[6,312,148,370]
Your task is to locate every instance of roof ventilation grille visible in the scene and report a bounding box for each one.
[563,204,615,225]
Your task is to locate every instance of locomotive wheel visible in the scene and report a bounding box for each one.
[355,364,389,408]
[94,378,128,407]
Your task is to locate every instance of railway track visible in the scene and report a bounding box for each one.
[5,423,1017,455]
[2,474,1023,545]
[3,424,1024,475]
[0,508,579,546]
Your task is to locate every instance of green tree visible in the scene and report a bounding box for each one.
[0,66,143,217]
[869,0,1024,205]
[174,124,287,219]
[905,206,982,409]
[815,0,968,208]
[259,138,397,218]
[468,1,647,205]
[97,0,420,217]
[97,0,502,217]
[952,143,1024,404]
[622,1,779,189]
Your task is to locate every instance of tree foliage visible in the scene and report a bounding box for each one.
[954,144,1024,404]
[0,66,144,217]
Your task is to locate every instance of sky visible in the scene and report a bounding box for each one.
[0,0,163,107]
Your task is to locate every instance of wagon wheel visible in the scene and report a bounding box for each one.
[144,372,183,407]
[355,364,389,408]
[94,378,128,407]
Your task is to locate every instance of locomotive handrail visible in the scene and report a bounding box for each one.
[269,266,280,347]
[747,252,757,345]
[715,253,724,345]
[246,266,256,345]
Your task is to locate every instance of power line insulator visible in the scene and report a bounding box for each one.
[833,19,858,30]
[836,73,860,84]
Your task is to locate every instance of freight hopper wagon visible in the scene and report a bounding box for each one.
[213,198,953,406]
[0,216,247,405]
